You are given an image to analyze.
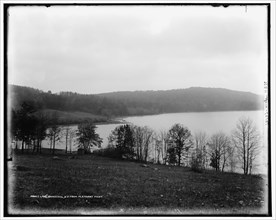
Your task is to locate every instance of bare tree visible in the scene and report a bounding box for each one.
[157,130,169,164]
[48,124,61,155]
[133,126,144,161]
[220,135,232,172]
[32,112,48,154]
[142,127,154,162]
[64,126,71,153]
[153,135,162,164]
[47,112,62,155]
[228,143,236,172]
[193,131,208,169]
[208,132,232,172]
[68,129,75,153]
[232,117,260,175]
[153,130,168,164]
[132,126,154,162]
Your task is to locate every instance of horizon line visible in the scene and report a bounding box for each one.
[8,83,262,96]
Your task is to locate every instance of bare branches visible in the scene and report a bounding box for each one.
[231,117,261,175]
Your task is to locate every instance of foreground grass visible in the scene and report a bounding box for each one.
[8,153,268,215]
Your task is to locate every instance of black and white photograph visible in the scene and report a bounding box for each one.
[1,1,275,217]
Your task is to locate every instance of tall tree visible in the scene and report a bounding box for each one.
[167,124,193,166]
[76,122,102,153]
[47,113,62,154]
[232,117,260,175]
[193,131,208,169]
[63,126,72,153]
[108,124,135,159]
[208,132,232,172]
[133,126,144,161]
[68,129,75,153]
[141,127,153,162]
[48,125,61,155]
[32,112,48,153]
[11,101,38,153]
[132,126,154,162]
[160,130,169,164]
[154,130,169,164]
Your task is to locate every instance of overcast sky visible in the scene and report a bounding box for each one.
[8,5,267,94]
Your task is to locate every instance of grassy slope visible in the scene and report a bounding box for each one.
[8,153,268,215]
[38,109,109,125]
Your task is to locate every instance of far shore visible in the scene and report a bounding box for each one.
[54,118,128,127]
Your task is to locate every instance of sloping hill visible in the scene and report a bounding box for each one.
[98,87,263,115]
[8,85,263,120]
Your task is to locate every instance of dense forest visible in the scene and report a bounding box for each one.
[98,87,263,114]
[8,84,263,124]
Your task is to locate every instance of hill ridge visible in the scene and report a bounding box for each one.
[8,84,263,119]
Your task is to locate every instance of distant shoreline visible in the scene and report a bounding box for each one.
[53,109,264,127]
[55,118,127,127]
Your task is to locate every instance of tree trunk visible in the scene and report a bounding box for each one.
[65,129,68,154]
[36,139,39,153]
[178,148,181,166]
[246,148,250,175]
[222,160,225,172]
[243,147,246,174]
[163,141,167,165]
[50,136,52,150]
[52,134,56,155]
[32,140,35,153]
[21,141,24,153]
[39,140,42,153]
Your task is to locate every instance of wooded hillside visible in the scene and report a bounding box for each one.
[9,85,263,119]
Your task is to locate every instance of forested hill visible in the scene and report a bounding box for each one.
[98,87,263,114]
[9,85,263,118]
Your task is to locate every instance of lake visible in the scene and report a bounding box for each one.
[44,110,267,149]
[41,110,268,174]
[123,110,266,137]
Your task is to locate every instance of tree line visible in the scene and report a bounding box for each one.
[10,101,261,175]
[95,119,261,175]
[10,101,102,155]
[10,85,263,120]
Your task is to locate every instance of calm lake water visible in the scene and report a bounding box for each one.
[41,110,268,174]
[123,110,266,137]
[43,110,267,151]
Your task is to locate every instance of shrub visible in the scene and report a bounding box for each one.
[93,146,121,159]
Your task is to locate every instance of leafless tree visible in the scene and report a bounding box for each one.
[228,143,236,172]
[133,126,144,161]
[152,130,169,164]
[232,117,260,175]
[160,130,169,164]
[193,131,208,169]
[142,127,154,162]
[48,125,61,155]
[64,126,71,153]
[208,132,232,172]
[68,129,75,153]
[133,126,154,162]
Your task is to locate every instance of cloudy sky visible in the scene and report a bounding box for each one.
[8,5,267,94]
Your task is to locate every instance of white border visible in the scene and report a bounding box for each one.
[0,1,275,219]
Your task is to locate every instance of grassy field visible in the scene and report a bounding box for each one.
[38,109,112,125]
[8,153,268,215]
